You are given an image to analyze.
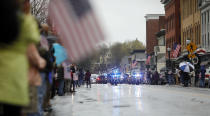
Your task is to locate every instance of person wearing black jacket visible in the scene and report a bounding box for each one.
[57,65,65,96]
[78,69,84,86]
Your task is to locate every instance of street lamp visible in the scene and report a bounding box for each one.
[167,47,171,69]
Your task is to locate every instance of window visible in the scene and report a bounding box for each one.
[205,34,206,48]
[199,25,200,45]
[205,12,206,24]
[195,0,197,12]
[208,33,209,48]
[208,11,209,23]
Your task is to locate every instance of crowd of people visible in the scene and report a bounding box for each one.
[54,64,92,97]
[145,64,207,88]
[0,0,92,116]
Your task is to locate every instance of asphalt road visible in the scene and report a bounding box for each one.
[49,84,210,116]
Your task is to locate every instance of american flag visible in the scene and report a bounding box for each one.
[172,44,181,58]
[48,0,104,62]
[146,56,151,65]
[131,60,138,68]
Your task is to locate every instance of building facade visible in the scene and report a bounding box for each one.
[180,0,201,52]
[199,0,210,51]
[145,14,165,55]
[130,50,146,71]
[161,0,181,57]
[155,29,166,73]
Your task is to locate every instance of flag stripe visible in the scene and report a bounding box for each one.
[49,0,104,62]
[60,0,85,60]
[80,16,96,54]
[132,60,138,68]
[54,1,79,60]
[50,1,77,60]
[84,14,100,45]
[87,13,104,43]
[89,12,105,41]
[146,56,151,65]
[173,44,181,58]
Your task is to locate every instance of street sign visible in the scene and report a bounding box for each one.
[188,53,196,59]
[186,42,197,53]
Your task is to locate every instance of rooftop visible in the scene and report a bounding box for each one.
[145,14,165,21]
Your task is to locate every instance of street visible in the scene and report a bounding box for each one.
[49,84,210,116]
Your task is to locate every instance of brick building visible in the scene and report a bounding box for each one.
[180,0,201,52]
[145,14,165,70]
[145,14,165,55]
[198,0,210,52]
[161,0,181,57]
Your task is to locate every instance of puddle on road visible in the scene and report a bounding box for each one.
[113,105,130,108]
[191,98,204,104]
[78,101,84,104]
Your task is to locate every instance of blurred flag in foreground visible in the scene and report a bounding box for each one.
[49,0,104,62]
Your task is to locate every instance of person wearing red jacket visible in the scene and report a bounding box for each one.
[85,70,91,88]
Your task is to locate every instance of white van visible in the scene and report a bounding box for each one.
[91,74,99,84]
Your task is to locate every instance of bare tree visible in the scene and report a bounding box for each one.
[30,0,50,24]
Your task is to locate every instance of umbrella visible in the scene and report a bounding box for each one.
[179,62,194,72]
[53,43,67,65]
[47,35,57,44]
[195,48,206,55]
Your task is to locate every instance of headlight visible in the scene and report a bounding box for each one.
[136,74,140,77]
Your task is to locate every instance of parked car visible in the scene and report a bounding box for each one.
[96,75,107,84]
[90,74,98,84]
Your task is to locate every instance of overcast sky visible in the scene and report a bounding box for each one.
[91,0,165,45]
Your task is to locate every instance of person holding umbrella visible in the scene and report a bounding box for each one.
[179,61,194,87]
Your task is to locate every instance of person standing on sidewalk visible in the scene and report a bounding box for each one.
[175,68,180,85]
[153,71,159,85]
[199,65,206,88]
[195,67,200,87]
[183,72,190,87]
[74,69,79,88]
[146,70,151,84]
[0,0,45,115]
[85,70,91,88]
[70,64,76,92]
[78,69,84,87]
[168,70,174,85]
[57,65,64,96]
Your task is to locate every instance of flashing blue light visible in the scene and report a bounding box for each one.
[136,74,140,77]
